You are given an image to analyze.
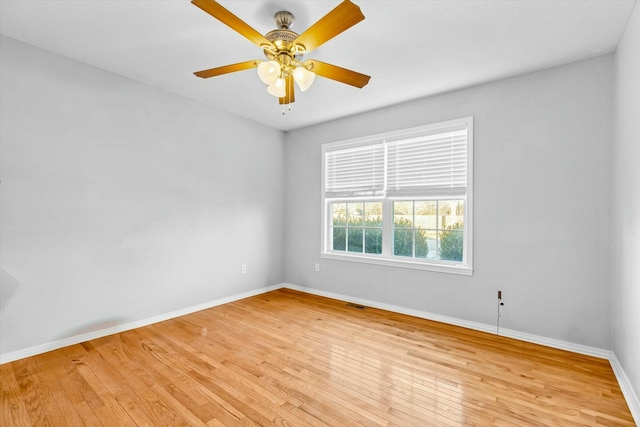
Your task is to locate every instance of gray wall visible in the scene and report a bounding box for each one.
[0,37,284,355]
[284,55,614,350]
[612,2,640,405]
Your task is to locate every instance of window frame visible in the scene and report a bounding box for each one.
[321,117,473,275]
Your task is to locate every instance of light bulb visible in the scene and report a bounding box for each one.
[257,61,281,85]
[267,78,286,98]
[292,67,316,92]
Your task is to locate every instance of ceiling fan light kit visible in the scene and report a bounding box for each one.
[257,60,281,85]
[191,0,370,107]
[293,66,315,92]
[267,77,286,98]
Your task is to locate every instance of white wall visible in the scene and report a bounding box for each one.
[0,37,284,356]
[284,55,614,350]
[613,1,640,407]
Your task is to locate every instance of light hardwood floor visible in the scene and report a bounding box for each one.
[1,288,634,426]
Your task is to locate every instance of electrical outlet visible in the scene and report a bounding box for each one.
[498,290,502,299]
[315,263,320,272]
[241,264,247,274]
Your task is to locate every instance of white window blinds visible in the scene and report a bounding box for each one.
[324,143,385,197]
[386,124,468,196]
[323,119,469,197]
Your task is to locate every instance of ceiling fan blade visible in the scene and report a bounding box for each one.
[194,60,259,78]
[307,60,370,88]
[293,0,364,54]
[279,74,295,105]
[192,0,273,49]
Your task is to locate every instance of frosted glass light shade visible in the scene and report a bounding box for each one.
[257,61,281,85]
[267,78,286,97]
[292,67,316,92]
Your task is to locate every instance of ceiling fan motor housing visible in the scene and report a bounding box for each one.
[264,11,303,60]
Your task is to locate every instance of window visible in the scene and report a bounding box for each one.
[331,202,383,254]
[322,117,473,275]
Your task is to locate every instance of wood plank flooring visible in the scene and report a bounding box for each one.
[1,288,634,426]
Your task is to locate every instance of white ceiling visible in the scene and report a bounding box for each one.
[1,0,636,131]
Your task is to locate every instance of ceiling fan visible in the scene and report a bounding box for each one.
[191,0,370,107]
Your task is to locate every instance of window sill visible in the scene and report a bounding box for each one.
[320,252,473,276]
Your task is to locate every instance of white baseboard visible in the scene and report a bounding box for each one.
[3,282,638,423]
[0,284,282,365]
[281,283,611,359]
[610,352,640,425]
[0,282,613,362]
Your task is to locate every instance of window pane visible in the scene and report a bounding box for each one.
[439,229,463,261]
[394,229,413,256]
[348,202,364,226]
[394,201,413,228]
[415,200,437,229]
[439,200,464,229]
[348,228,363,252]
[415,229,430,258]
[332,227,346,251]
[332,203,346,226]
[364,202,382,226]
[424,230,437,259]
[365,228,382,254]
